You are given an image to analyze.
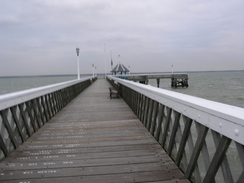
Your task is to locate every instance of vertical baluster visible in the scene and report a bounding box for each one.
[149,101,159,135]
[186,123,208,181]
[0,134,8,157]
[211,131,234,183]
[26,101,38,131]
[0,109,18,149]
[185,122,201,182]
[146,99,154,130]
[236,142,244,183]
[10,106,26,142]
[55,90,61,112]
[168,111,181,156]
[155,104,164,141]
[41,96,49,122]
[141,96,147,124]
[133,90,137,115]
[203,136,231,183]
[19,103,32,136]
[176,117,192,167]
[49,93,56,117]
[31,99,42,129]
[139,95,145,121]
[161,107,172,149]
[128,87,131,108]
[129,88,132,109]
[131,89,134,111]
[63,88,68,107]
[53,92,59,114]
[35,98,43,127]
[136,93,141,117]
[60,89,65,108]
[64,88,68,105]
[37,97,45,125]
[51,92,57,115]
[45,94,51,118]
[143,97,150,126]
[134,90,138,114]
[195,123,212,182]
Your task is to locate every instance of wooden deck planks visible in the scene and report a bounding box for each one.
[0,79,189,183]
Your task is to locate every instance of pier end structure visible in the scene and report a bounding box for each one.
[107,75,244,183]
[116,73,189,88]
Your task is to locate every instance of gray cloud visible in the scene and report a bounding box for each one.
[0,0,243,76]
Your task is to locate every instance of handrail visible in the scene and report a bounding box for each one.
[107,75,244,183]
[0,78,90,110]
[0,77,95,160]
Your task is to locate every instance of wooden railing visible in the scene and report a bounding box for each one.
[107,75,244,183]
[0,78,95,160]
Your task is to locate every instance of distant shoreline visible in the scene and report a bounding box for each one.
[0,70,243,78]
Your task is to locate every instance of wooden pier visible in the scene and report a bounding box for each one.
[0,79,189,183]
[116,74,189,88]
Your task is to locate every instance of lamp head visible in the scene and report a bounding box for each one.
[76,48,79,56]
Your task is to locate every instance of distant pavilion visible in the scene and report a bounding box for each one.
[110,63,130,75]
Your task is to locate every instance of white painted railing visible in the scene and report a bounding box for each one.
[0,77,94,160]
[107,75,244,183]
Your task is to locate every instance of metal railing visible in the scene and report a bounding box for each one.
[0,78,95,160]
[107,75,244,183]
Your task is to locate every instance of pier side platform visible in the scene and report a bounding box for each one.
[116,74,189,88]
[0,79,189,183]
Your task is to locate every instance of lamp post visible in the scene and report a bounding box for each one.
[76,48,80,80]
[92,64,94,78]
[104,43,107,78]
[95,66,97,77]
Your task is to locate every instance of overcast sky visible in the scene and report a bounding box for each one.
[0,0,243,76]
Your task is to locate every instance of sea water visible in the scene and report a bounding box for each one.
[0,71,244,108]
[0,75,78,95]
[148,71,244,108]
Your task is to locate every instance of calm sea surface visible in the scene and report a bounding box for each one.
[148,71,244,108]
[0,71,244,108]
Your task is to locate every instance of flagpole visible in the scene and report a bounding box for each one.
[104,43,107,78]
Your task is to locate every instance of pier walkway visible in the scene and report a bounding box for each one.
[0,79,189,183]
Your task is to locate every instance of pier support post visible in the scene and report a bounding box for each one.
[139,79,148,85]
[171,78,188,88]
[157,79,160,88]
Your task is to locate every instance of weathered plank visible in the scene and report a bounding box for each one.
[0,79,189,183]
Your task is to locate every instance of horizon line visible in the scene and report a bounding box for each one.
[0,69,243,78]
